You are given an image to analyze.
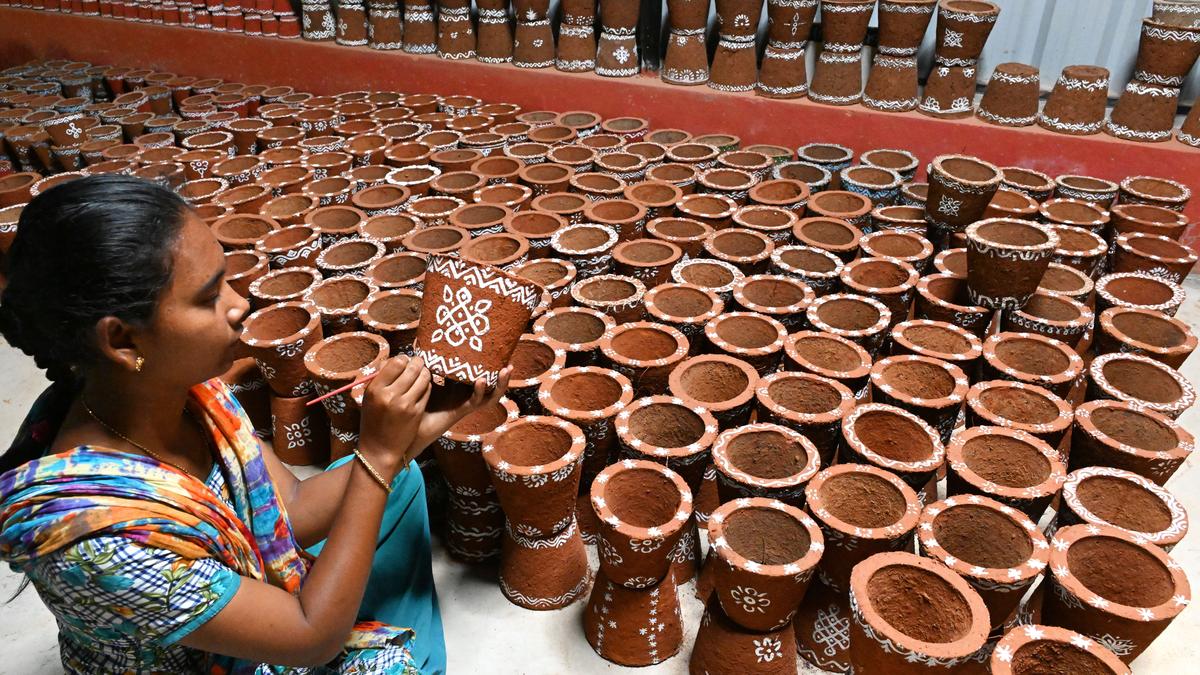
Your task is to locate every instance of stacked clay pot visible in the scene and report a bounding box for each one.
[863,0,936,112]
[1108,18,1200,142]
[919,0,1001,118]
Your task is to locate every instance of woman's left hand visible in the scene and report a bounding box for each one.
[404,367,512,461]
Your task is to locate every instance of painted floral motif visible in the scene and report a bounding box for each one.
[283,417,312,449]
[730,585,771,613]
[944,29,964,48]
[754,636,784,663]
[431,285,492,352]
[938,195,962,216]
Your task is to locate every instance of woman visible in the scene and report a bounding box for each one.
[0,175,503,673]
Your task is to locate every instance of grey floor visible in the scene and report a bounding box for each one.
[1,280,1198,674]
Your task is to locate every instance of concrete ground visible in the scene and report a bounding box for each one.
[1,279,1197,674]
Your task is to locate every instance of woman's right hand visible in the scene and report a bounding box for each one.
[357,355,432,478]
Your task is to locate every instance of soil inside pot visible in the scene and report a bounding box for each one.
[373,256,425,284]
[756,182,805,202]
[1066,536,1173,608]
[853,410,934,463]
[551,371,623,412]
[1111,312,1186,348]
[579,278,637,302]
[358,186,407,207]
[651,164,696,182]
[367,294,420,326]
[227,252,261,275]
[740,208,791,228]
[942,156,998,183]
[866,566,971,644]
[1101,359,1182,404]
[217,216,273,242]
[622,241,675,264]
[1090,406,1177,453]
[1011,641,1111,675]
[577,174,622,191]
[743,279,805,308]
[845,167,897,188]
[410,228,465,249]
[801,221,856,246]
[685,196,731,216]
[247,304,312,342]
[312,278,371,309]
[612,327,678,361]
[1128,235,1190,261]
[716,315,778,349]
[882,361,954,400]
[543,312,607,344]
[932,505,1032,569]
[363,216,416,239]
[680,262,735,287]
[817,298,881,331]
[713,231,767,257]
[976,220,1049,247]
[1046,201,1102,224]
[864,150,913,171]
[313,334,384,374]
[792,336,863,372]
[654,287,714,318]
[1104,277,1175,306]
[495,422,573,466]
[559,227,611,251]
[801,145,850,162]
[517,260,568,287]
[978,387,1059,425]
[510,340,555,381]
[779,163,827,183]
[464,236,521,261]
[769,377,841,414]
[1126,177,1183,199]
[678,360,750,403]
[258,269,318,298]
[781,247,838,273]
[653,219,706,239]
[961,435,1050,488]
[457,205,508,226]
[451,400,508,435]
[994,338,1069,377]
[1076,475,1173,534]
[592,200,641,221]
[628,403,705,448]
[820,472,907,529]
[1055,228,1103,253]
[1022,295,1081,322]
[850,260,909,290]
[607,469,681,528]
[867,233,924,258]
[323,240,377,267]
[725,507,810,565]
[902,325,971,355]
[812,193,869,215]
[727,430,809,479]
[508,212,561,237]
[705,169,753,190]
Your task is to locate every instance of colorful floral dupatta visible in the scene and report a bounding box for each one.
[0,379,415,674]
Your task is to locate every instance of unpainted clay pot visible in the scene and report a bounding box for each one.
[1086,352,1195,420]
[847,551,990,673]
[964,380,1073,455]
[945,425,1066,521]
[869,354,968,444]
[989,623,1130,675]
[600,321,690,396]
[755,371,855,466]
[1057,466,1187,551]
[711,423,822,506]
[1041,524,1190,664]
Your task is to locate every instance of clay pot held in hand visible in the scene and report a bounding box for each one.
[591,459,693,589]
[414,254,542,387]
[711,423,822,505]
[990,624,1131,675]
[1041,524,1190,664]
[945,425,1065,520]
[708,498,825,631]
[1087,352,1195,420]
[240,301,324,398]
[917,495,1049,630]
[965,218,1059,309]
[668,354,760,429]
[1058,466,1187,551]
[965,380,1073,455]
[1095,307,1196,369]
[600,322,689,396]
[847,552,990,673]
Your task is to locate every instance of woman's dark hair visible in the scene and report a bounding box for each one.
[0,175,191,383]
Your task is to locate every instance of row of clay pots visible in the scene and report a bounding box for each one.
[10,1,303,39]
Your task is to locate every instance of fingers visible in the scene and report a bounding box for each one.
[386,356,425,398]
[493,366,512,399]
[402,367,432,408]
[368,355,410,393]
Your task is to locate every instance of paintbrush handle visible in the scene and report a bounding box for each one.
[306,371,379,406]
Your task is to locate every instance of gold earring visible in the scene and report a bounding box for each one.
[135,356,145,372]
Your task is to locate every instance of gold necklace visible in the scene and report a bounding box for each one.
[80,399,203,480]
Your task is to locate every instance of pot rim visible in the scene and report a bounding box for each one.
[870,354,969,408]
[735,204,802,233]
[704,228,775,265]
[1097,306,1197,358]
[990,624,1131,675]
[482,414,586,477]
[1001,165,1055,193]
[1063,466,1187,546]
[459,232,530,268]
[966,217,1059,252]
[982,331,1084,387]
[771,244,844,280]
[615,395,719,460]
[1088,352,1196,416]
[600,321,689,369]
[918,494,1048,586]
[1009,291,1094,330]
[1039,197,1110,227]
[712,423,822,490]
[965,379,1072,436]
[785,330,873,380]
[612,238,684,268]
[668,353,759,412]
[677,193,739,220]
[840,257,920,295]
[842,403,946,473]
[861,147,920,173]
[532,306,618,353]
[512,257,578,293]
[733,274,815,315]
[756,370,855,425]
[804,463,920,540]
[240,298,323,349]
[796,142,853,165]
[709,497,825,577]
[891,319,984,362]
[670,257,745,294]
[590,458,692,542]
[302,330,389,382]
[859,230,934,264]
[315,237,385,273]
[1095,271,1185,314]
[537,365,634,421]
[946,425,1066,499]
[303,275,379,317]
[705,311,788,357]
[508,333,568,390]
[644,283,725,325]
[550,222,619,256]
[1116,231,1198,266]
[357,287,423,332]
[807,293,892,338]
[932,153,1003,189]
[1073,399,1193,463]
[1120,174,1192,205]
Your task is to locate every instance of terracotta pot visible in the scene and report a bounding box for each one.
[1038,262,1094,303]
[245,267,319,311]
[989,623,1131,675]
[1094,272,1184,317]
[647,162,702,193]
[211,213,279,252]
[805,293,892,356]
[783,330,874,401]
[388,163,443,198]
[888,320,980,379]
[358,214,419,252]
[1087,352,1195,420]
[847,552,990,672]
[839,402,945,500]
[1070,399,1193,485]
[591,459,692,590]
[985,188,1040,220]
[730,274,814,332]
[607,238,681,288]
[512,0,555,68]
[792,217,861,262]
[1095,307,1196,368]
[1106,80,1180,143]
[807,0,874,105]
[698,229,772,276]
[303,331,390,456]
[768,245,842,297]
[240,301,324,398]
[859,232,933,275]
[460,232,531,270]
[641,284,723,353]
[350,184,411,218]
[414,254,542,387]
[1038,65,1110,135]
[269,390,331,466]
[710,423,821,506]
[498,515,591,610]
[1048,225,1106,278]
[925,155,1003,237]
[532,305,617,366]
[549,223,619,278]
[511,257,578,308]
[870,354,968,444]
[899,181,929,207]
[691,596,797,673]
[569,273,646,323]
[644,217,714,259]
[751,371,852,466]
[1052,174,1119,208]
[675,193,739,231]
[1041,524,1189,664]
[358,287,423,355]
[664,354,758,433]
[840,167,905,208]
[503,332,566,413]
[1039,199,1109,233]
[366,251,429,290]
[981,332,1084,398]
[518,162,574,196]
[400,225,470,257]
[406,195,467,229]
[733,207,800,250]
[670,258,745,304]
[703,311,788,376]
[1001,286,1094,347]
[945,424,1065,520]
[965,379,1072,455]
[598,321,689,397]
[1058,466,1187,551]
[583,567,684,666]
[806,190,873,231]
[315,237,386,278]
[839,257,919,328]
[706,497,825,632]
[225,249,270,299]
[804,463,920,593]
[1112,232,1198,282]
[965,218,1058,309]
[304,275,377,335]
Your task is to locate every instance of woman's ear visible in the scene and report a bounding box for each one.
[94,316,144,373]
